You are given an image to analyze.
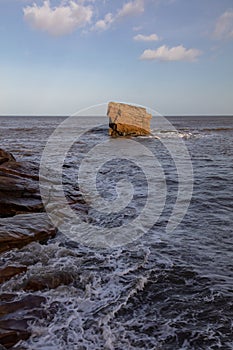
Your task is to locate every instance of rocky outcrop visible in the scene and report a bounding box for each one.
[0,265,27,284]
[0,149,57,254]
[107,102,152,137]
[0,156,43,218]
[23,268,75,291]
[0,149,60,349]
[0,213,56,254]
[0,149,15,165]
[0,294,46,349]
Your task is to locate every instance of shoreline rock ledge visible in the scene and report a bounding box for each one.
[107,102,152,137]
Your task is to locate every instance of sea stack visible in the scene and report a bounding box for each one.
[107,102,152,137]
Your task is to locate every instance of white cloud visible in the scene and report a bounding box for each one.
[213,10,233,40]
[134,33,159,41]
[23,0,93,36]
[93,0,144,31]
[140,45,202,62]
[94,12,113,31]
[117,0,144,18]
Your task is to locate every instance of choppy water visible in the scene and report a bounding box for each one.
[0,115,233,349]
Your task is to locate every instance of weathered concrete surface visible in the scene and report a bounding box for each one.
[107,102,152,137]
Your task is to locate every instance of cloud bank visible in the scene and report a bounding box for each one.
[140,45,202,62]
[23,0,93,36]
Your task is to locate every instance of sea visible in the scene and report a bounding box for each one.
[0,114,232,350]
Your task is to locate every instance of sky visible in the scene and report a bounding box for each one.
[0,0,233,116]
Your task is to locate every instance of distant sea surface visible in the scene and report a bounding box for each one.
[0,115,233,349]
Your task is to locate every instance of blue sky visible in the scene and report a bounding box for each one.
[0,0,233,115]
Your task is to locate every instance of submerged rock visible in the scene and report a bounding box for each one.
[23,269,75,291]
[0,213,56,254]
[107,102,152,137]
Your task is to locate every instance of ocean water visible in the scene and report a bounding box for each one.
[0,115,233,349]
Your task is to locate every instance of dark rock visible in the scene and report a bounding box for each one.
[0,160,39,180]
[0,329,30,349]
[0,266,27,284]
[0,150,60,349]
[0,149,15,165]
[23,269,74,291]
[0,213,56,254]
[0,294,46,348]
[0,160,43,218]
[0,294,16,303]
[0,148,84,218]
[0,294,46,317]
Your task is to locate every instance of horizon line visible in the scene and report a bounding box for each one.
[0,114,233,118]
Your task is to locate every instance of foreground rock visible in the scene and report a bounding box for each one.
[0,151,43,217]
[0,213,56,254]
[0,294,46,349]
[0,265,27,284]
[0,149,60,349]
[23,268,75,291]
[107,102,152,137]
[0,149,15,165]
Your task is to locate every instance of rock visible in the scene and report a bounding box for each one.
[107,102,152,137]
[0,266,27,284]
[0,294,45,318]
[0,148,84,218]
[0,294,16,303]
[0,324,31,349]
[0,149,15,165]
[23,269,75,291]
[0,160,39,180]
[0,160,43,218]
[0,149,61,348]
[0,294,46,349]
[0,213,56,254]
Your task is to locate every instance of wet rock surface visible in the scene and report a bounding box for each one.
[23,268,75,291]
[0,294,46,349]
[0,157,43,218]
[0,149,15,165]
[0,149,59,349]
[0,266,27,284]
[0,213,56,254]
